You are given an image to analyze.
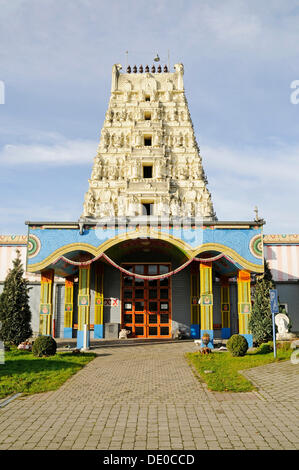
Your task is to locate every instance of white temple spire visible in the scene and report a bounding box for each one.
[82,62,216,220]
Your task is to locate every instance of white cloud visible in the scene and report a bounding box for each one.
[0,138,98,165]
[201,143,299,233]
[202,144,299,183]
[0,201,82,235]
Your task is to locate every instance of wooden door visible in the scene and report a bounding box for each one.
[121,263,171,338]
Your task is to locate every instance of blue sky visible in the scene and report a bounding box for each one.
[0,0,298,234]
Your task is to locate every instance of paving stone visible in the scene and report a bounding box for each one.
[0,342,298,450]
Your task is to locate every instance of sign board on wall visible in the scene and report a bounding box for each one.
[104,298,119,307]
[270,289,279,314]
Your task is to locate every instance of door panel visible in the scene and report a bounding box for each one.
[121,263,171,338]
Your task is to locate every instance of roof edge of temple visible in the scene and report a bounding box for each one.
[25,219,265,227]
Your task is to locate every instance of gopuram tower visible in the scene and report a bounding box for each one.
[82,63,216,220]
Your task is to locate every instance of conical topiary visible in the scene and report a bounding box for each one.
[0,249,32,345]
[249,260,274,346]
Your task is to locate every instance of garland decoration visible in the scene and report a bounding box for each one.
[53,251,235,280]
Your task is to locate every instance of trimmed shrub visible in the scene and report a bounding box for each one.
[32,336,57,357]
[258,341,273,354]
[277,341,291,351]
[227,334,248,357]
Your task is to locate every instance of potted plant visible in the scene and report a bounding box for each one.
[202,333,210,346]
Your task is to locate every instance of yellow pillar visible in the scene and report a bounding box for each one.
[94,264,104,338]
[64,276,74,338]
[221,277,230,339]
[237,270,253,347]
[39,269,54,336]
[77,265,90,348]
[190,264,200,338]
[200,262,213,347]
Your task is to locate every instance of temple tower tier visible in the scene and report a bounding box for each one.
[81,63,216,220]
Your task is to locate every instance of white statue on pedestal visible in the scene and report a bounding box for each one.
[275,314,295,340]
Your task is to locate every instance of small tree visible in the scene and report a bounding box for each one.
[0,250,32,344]
[249,260,274,346]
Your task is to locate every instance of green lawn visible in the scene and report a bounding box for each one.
[186,348,292,393]
[0,347,96,399]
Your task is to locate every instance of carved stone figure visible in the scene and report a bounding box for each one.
[100,130,110,149]
[174,63,184,90]
[91,160,102,180]
[201,193,213,217]
[153,131,162,147]
[117,196,126,216]
[105,109,113,123]
[135,131,143,147]
[83,192,95,217]
[152,108,161,121]
[123,79,132,91]
[170,198,180,216]
[115,133,122,148]
[177,165,186,180]
[176,133,183,147]
[275,314,295,340]
[111,63,122,92]
[127,195,139,216]
[108,163,117,180]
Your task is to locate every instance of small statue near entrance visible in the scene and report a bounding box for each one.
[119,329,131,339]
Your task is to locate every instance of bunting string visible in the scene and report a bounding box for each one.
[53,251,234,280]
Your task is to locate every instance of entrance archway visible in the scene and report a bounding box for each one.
[104,237,188,339]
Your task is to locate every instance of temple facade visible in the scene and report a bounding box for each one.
[8,63,273,348]
[2,234,298,340]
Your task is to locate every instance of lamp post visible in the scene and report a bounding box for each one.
[270,289,278,358]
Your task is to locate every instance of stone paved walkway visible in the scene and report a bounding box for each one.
[0,342,298,450]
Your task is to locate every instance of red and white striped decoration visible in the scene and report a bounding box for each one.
[0,245,40,282]
[264,244,299,281]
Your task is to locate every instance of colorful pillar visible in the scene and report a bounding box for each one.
[77,265,90,349]
[221,277,231,339]
[190,265,200,338]
[94,264,104,339]
[39,269,54,336]
[64,276,74,338]
[237,270,253,347]
[200,262,214,348]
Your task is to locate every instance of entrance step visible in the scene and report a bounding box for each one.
[54,337,228,349]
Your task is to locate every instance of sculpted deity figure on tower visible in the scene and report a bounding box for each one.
[83,192,95,217]
[153,131,162,147]
[91,159,102,180]
[100,130,110,149]
[135,131,143,147]
[170,197,180,217]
